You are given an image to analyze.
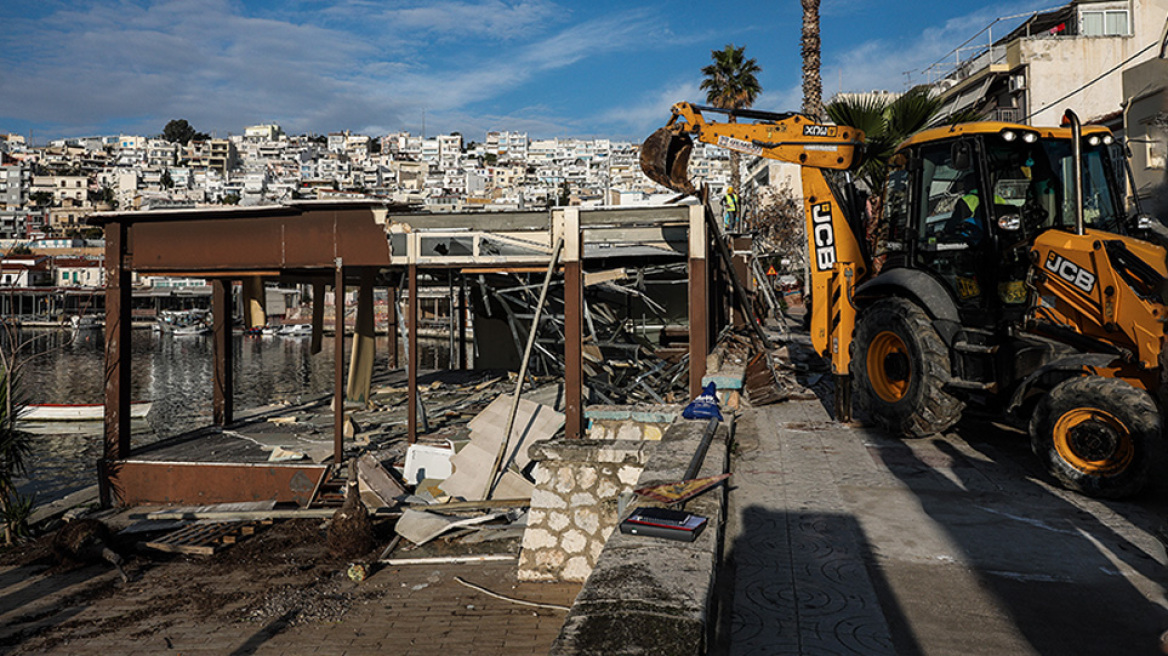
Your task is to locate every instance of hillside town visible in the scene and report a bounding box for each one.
[5,1,1168,653]
[0,126,733,239]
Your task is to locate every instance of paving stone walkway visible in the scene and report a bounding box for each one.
[718,395,1168,655]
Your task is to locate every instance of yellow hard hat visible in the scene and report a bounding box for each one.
[726,186,734,193]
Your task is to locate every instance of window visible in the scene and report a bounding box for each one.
[1148,130,1167,170]
[1080,9,1129,36]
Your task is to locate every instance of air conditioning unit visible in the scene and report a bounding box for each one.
[1009,73,1027,93]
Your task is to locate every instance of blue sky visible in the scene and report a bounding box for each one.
[0,0,1053,143]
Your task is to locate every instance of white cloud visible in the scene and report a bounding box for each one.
[824,1,1053,96]
[594,78,703,137]
[0,0,676,138]
[378,0,564,40]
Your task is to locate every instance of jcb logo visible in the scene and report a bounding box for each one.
[812,202,836,271]
[1044,252,1096,294]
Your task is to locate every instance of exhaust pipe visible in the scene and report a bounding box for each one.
[1065,109,1085,236]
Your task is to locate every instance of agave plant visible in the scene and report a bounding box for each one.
[0,323,33,545]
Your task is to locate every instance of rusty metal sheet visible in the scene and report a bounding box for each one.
[123,208,391,272]
[110,461,327,506]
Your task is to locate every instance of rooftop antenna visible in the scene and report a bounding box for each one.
[422,110,426,139]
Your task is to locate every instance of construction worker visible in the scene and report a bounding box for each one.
[723,186,739,233]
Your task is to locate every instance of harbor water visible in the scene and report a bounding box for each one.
[11,327,456,505]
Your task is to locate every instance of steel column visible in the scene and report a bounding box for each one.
[334,260,344,465]
[458,277,468,370]
[212,279,234,426]
[563,208,583,439]
[689,204,709,398]
[408,264,419,443]
[102,220,131,463]
[311,279,326,355]
[387,285,399,369]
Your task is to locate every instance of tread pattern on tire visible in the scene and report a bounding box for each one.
[1029,375,1161,499]
[853,297,964,437]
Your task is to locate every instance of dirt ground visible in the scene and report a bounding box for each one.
[0,516,579,655]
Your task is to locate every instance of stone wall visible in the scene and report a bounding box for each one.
[585,405,677,442]
[551,418,730,656]
[519,439,654,582]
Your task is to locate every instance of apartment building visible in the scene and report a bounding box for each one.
[486,131,528,161]
[933,0,1165,125]
[0,160,26,210]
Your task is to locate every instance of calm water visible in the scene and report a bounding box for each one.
[12,327,456,504]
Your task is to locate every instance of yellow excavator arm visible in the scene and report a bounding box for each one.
[641,101,868,385]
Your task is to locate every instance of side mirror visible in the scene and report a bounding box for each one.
[951,142,972,171]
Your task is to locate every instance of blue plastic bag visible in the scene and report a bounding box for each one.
[682,382,723,421]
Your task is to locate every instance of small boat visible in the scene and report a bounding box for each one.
[278,323,313,337]
[158,309,211,336]
[17,401,152,422]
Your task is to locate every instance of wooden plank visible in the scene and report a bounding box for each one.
[141,521,256,555]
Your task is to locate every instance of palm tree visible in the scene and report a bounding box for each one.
[701,44,762,192]
[801,0,823,119]
[826,86,984,193]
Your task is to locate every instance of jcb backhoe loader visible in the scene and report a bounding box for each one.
[643,101,1168,499]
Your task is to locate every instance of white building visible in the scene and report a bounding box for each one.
[932,0,1166,125]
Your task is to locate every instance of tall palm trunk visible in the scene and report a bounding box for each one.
[801,0,823,119]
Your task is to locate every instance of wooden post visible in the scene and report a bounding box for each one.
[212,279,234,426]
[346,269,376,404]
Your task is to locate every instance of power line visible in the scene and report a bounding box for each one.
[1025,40,1159,121]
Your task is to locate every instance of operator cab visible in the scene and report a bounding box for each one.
[878,123,1126,327]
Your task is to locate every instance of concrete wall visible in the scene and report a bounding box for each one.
[1024,2,1165,125]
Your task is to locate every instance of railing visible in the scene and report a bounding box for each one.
[920,7,1065,86]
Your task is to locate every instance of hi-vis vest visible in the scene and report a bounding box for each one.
[725,193,738,212]
[959,191,1005,216]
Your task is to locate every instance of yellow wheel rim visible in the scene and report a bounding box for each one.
[867,331,910,403]
[1052,408,1134,476]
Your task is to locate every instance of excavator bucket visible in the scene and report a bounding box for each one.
[640,128,696,195]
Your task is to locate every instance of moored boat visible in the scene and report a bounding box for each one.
[17,401,152,422]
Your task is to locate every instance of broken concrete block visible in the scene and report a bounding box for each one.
[268,446,307,462]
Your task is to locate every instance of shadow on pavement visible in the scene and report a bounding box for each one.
[884,431,1168,654]
[713,505,913,656]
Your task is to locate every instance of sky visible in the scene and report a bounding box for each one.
[0,0,1057,143]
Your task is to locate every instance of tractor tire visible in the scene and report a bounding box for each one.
[853,297,964,437]
[1029,376,1161,499]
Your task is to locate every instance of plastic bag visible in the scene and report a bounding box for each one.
[682,382,723,421]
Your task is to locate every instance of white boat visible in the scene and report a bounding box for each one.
[70,315,103,330]
[17,401,152,422]
[278,323,313,337]
[158,309,211,336]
